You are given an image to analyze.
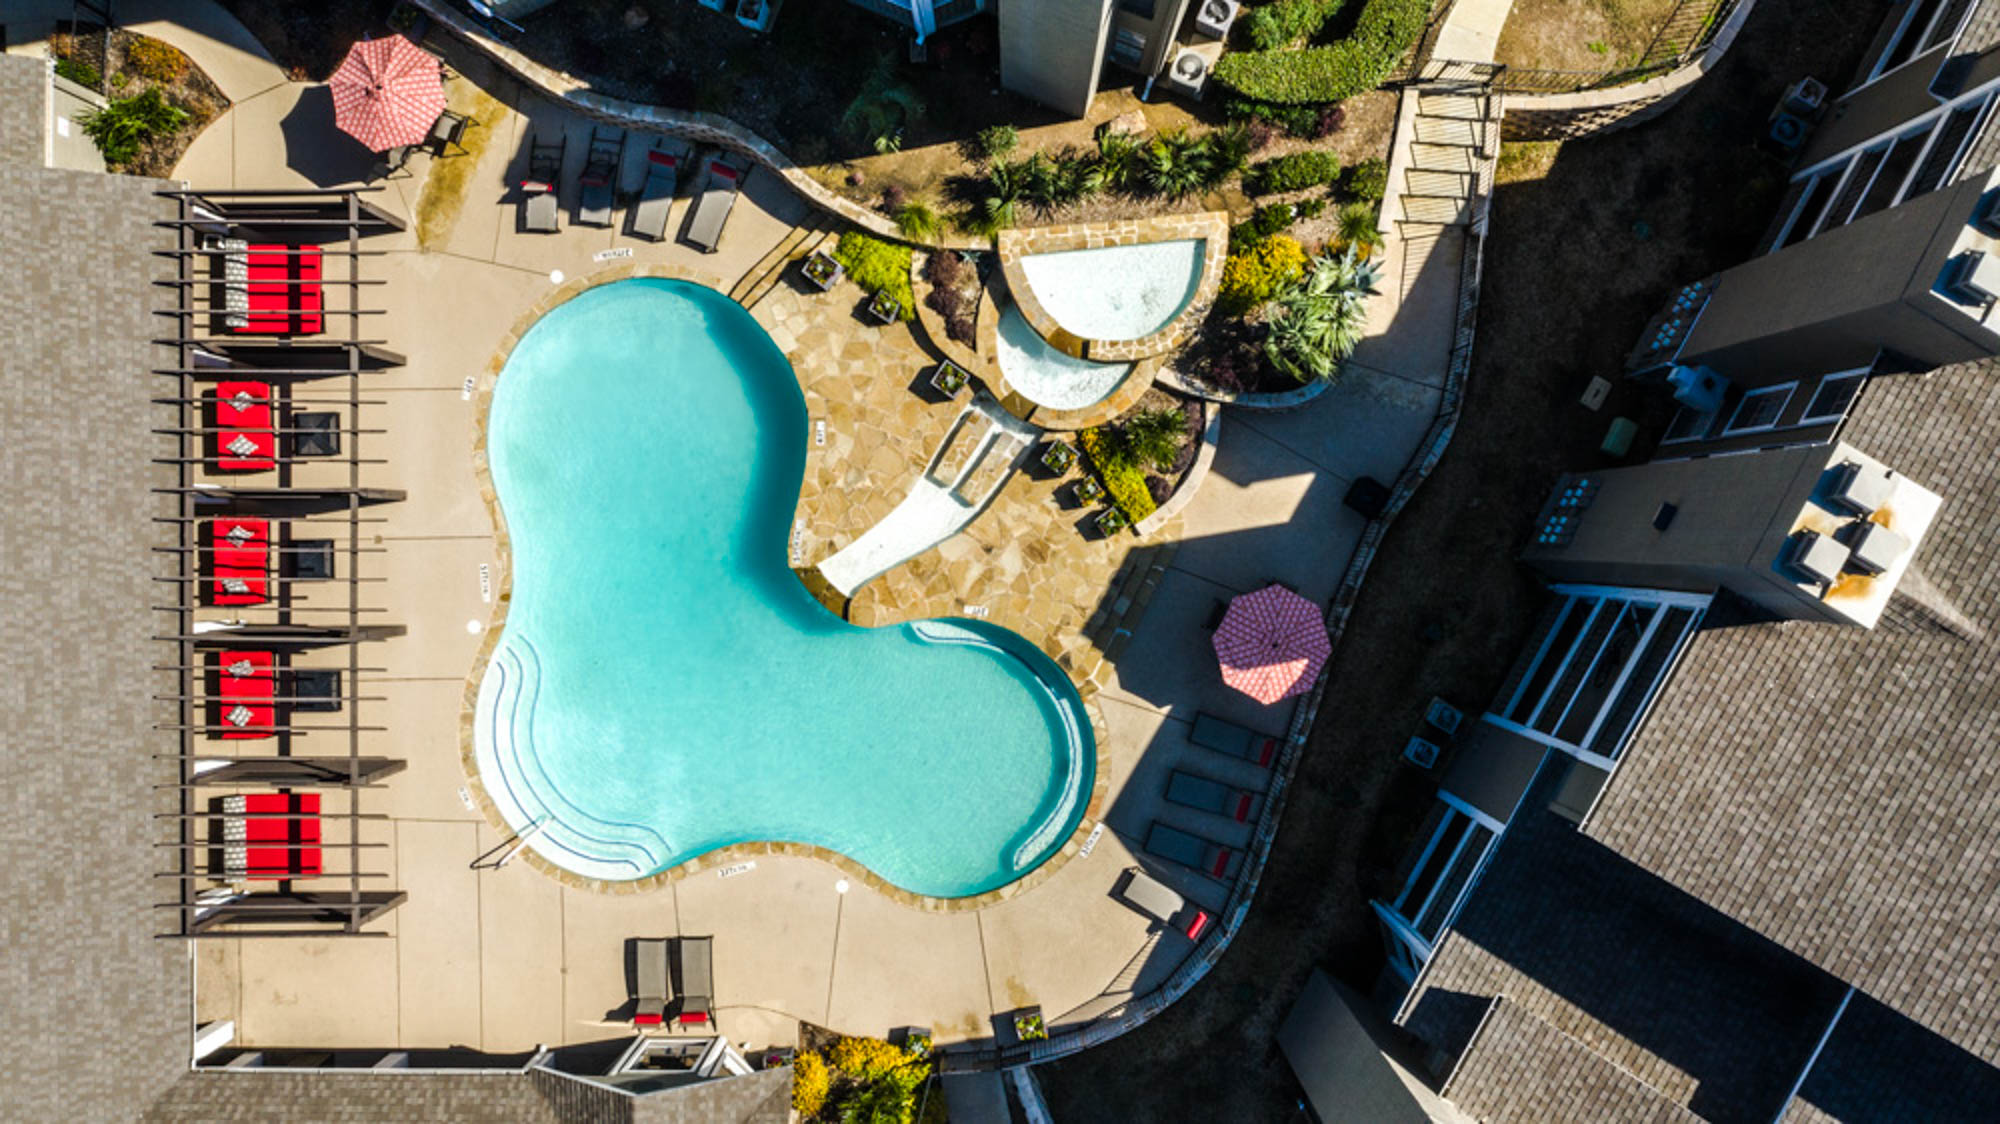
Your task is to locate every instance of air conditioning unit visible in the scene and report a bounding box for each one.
[1848,520,1911,575]
[1782,76,1827,116]
[1827,460,1894,516]
[1943,250,2000,304]
[1163,49,1210,98]
[1195,0,1240,39]
[1781,530,1851,585]
[1666,365,1728,413]
[1769,112,1810,152]
[1403,736,1440,770]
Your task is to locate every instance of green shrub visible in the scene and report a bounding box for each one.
[1231,203,1296,250]
[80,87,187,165]
[833,230,916,321]
[1213,0,1433,103]
[1217,234,1308,315]
[124,36,190,83]
[1079,428,1158,523]
[828,1036,909,1080]
[1345,157,1388,202]
[793,1052,831,1118]
[1121,407,1188,472]
[1248,150,1342,195]
[1020,148,1103,214]
[54,56,100,88]
[1296,197,1327,220]
[1243,0,1347,50]
[973,123,1018,161]
[895,200,941,241]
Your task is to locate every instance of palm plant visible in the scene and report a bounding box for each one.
[1200,124,1253,188]
[1263,246,1382,384]
[969,157,1029,236]
[840,55,925,154]
[1121,407,1188,472]
[1141,129,1207,198]
[1336,201,1384,260]
[1094,127,1142,192]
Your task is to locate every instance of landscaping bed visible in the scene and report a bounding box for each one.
[1496,0,1706,77]
[1034,0,1892,1114]
[49,25,230,178]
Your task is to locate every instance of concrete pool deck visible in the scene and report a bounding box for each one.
[135,5,1445,1067]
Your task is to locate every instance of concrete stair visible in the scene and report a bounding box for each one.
[729,218,835,308]
[1081,542,1180,665]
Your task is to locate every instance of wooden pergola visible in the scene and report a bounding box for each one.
[154,189,411,938]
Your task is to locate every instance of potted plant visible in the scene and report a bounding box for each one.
[931,360,969,396]
[1041,440,1075,474]
[801,250,843,291]
[1095,508,1128,536]
[867,291,902,324]
[1074,476,1105,505]
[902,1027,933,1059]
[1013,1008,1048,1042]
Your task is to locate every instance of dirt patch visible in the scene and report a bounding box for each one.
[1034,0,1892,1116]
[415,81,507,249]
[51,26,231,178]
[1497,0,1696,74]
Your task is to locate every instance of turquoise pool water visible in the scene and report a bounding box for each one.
[473,279,1091,897]
[1018,239,1205,342]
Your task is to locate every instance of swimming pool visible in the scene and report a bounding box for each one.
[473,278,1092,898]
[993,297,1133,411]
[1018,238,1206,342]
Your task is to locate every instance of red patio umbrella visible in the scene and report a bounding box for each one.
[328,35,446,153]
[1211,583,1330,704]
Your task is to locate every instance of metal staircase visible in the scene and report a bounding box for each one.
[1396,84,1500,236]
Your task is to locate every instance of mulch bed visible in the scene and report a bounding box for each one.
[52,24,231,178]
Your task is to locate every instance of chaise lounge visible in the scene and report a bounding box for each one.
[674,935,714,1028]
[520,133,565,234]
[1189,711,1280,769]
[1165,769,1264,823]
[576,125,624,228]
[1144,821,1242,882]
[632,938,673,1027]
[681,155,749,254]
[629,140,689,242]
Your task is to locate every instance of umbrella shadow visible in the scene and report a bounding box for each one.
[277,86,377,188]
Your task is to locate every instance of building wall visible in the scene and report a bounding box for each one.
[1279,970,1468,1124]
[1000,0,1115,117]
[1677,174,2000,377]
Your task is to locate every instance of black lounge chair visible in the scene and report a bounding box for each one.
[520,133,565,234]
[674,936,714,1028]
[426,108,473,157]
[576,125,624,228]
[368,144,413,182]
[630,139,689,242]
[632,937,672,1027]
[1189,711,1280,769]
[1144,821,1241,881]
[682,155,749,253]
[1165,769,1263,823]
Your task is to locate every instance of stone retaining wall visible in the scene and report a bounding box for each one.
[1497,0,1757,142]
[412,0,987,250]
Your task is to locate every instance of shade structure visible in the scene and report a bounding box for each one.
[1211,583,1330,704]
[328,35,446,153]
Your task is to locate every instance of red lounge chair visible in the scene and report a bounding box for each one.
[215,649,276,739]
[208,517,270,606]
[212,381,276,472]
[223,792,322,879]
[235,244,324,335]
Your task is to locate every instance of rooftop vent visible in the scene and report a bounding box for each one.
[1782,530,1850,585]
[1826,460,1894,516]
[1195,0,1240,39]
[1666,365,1729,413]
[1942,251,2000,304]
[1847,520,1911,575]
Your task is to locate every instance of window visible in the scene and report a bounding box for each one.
[1492,587,1710,769]
[1771,88,1997,251]
[1864,0,1954,84]
[1662,406,1717,444]
[1802,370,1867,423]
[1374,795,1504,977]
[1724,382,1796,434]
[1107,27,1146,67]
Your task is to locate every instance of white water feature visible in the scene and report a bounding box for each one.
[994,298,1132,411]
[1019,238,1206,341]
[819,395,1040,595]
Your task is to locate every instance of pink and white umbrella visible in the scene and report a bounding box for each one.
[1211,583,1329,704]
[328,35,446,153]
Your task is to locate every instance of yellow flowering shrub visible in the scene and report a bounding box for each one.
[1217,234,1307,315]
[792,1051,830,1118]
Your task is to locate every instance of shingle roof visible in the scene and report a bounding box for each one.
[0,54,187,1121]
[1400,783,1844,1124]
[1443,999,1699,1124]
[1583,358,2000,1067]
[1780,991,2000,1122]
